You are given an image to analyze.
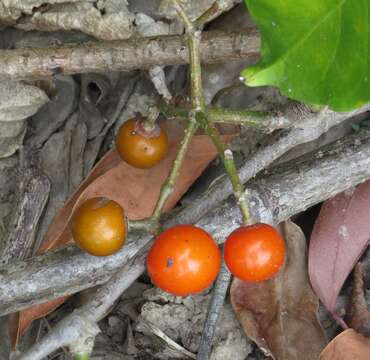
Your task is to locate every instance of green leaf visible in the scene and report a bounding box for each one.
[242,0,370,111]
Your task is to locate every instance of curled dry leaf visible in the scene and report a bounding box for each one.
[12,120,237,347]
[346,263,370,337]
[320,329,370,360]
[308,181,370,327]
[230,220,327,360]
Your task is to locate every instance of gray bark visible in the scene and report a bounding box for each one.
[0,31,259,80]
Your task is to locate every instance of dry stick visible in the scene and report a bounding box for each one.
[0,31,259,81]
[18,130,370,360]
[18,249,147,360]
[197,257,231,359]
[1,106,369,316]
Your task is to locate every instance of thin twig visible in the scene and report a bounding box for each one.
[197,257,231,360]
[138,319,196,359]
[42,319,71,359]
[19,247,147,360]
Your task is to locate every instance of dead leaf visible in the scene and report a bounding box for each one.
[308,181,370,327]
[8,298,67,350]
[320,329,370,360]
[346,263,370,337]
[12,120,237,347]
[231,220,327,360]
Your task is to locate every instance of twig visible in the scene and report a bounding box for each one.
[18,245,147,360]
[197,257,231,360]
[0,31,259,81]
[138,319,196,359]
[16,130,370,358]
[42,319,71,359]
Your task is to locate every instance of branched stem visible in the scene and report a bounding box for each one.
[159,101,291,130]
[171,0,195,33]
[172,0,252,225]
[147,0,206,225]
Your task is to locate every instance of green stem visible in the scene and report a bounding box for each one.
[158,101,286,129]
[208,107,271,125]
[73,352,91,360]
[171,0,204,110]
[196,112,252,225]
[170,0,194,32]
[194,1,222,28]
[188,33,205,110]
[151,118,198,223]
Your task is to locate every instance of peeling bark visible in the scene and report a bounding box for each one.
[0,31,259,80]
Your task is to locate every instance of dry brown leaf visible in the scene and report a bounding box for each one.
[8,298,67,350]
[230,220,327,360]
[320,329,370,360]
[308,181,370,327]
[346,263,370,337]
[11,120,237,347]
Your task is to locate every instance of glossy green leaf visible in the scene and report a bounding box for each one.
[242,0,370,111]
